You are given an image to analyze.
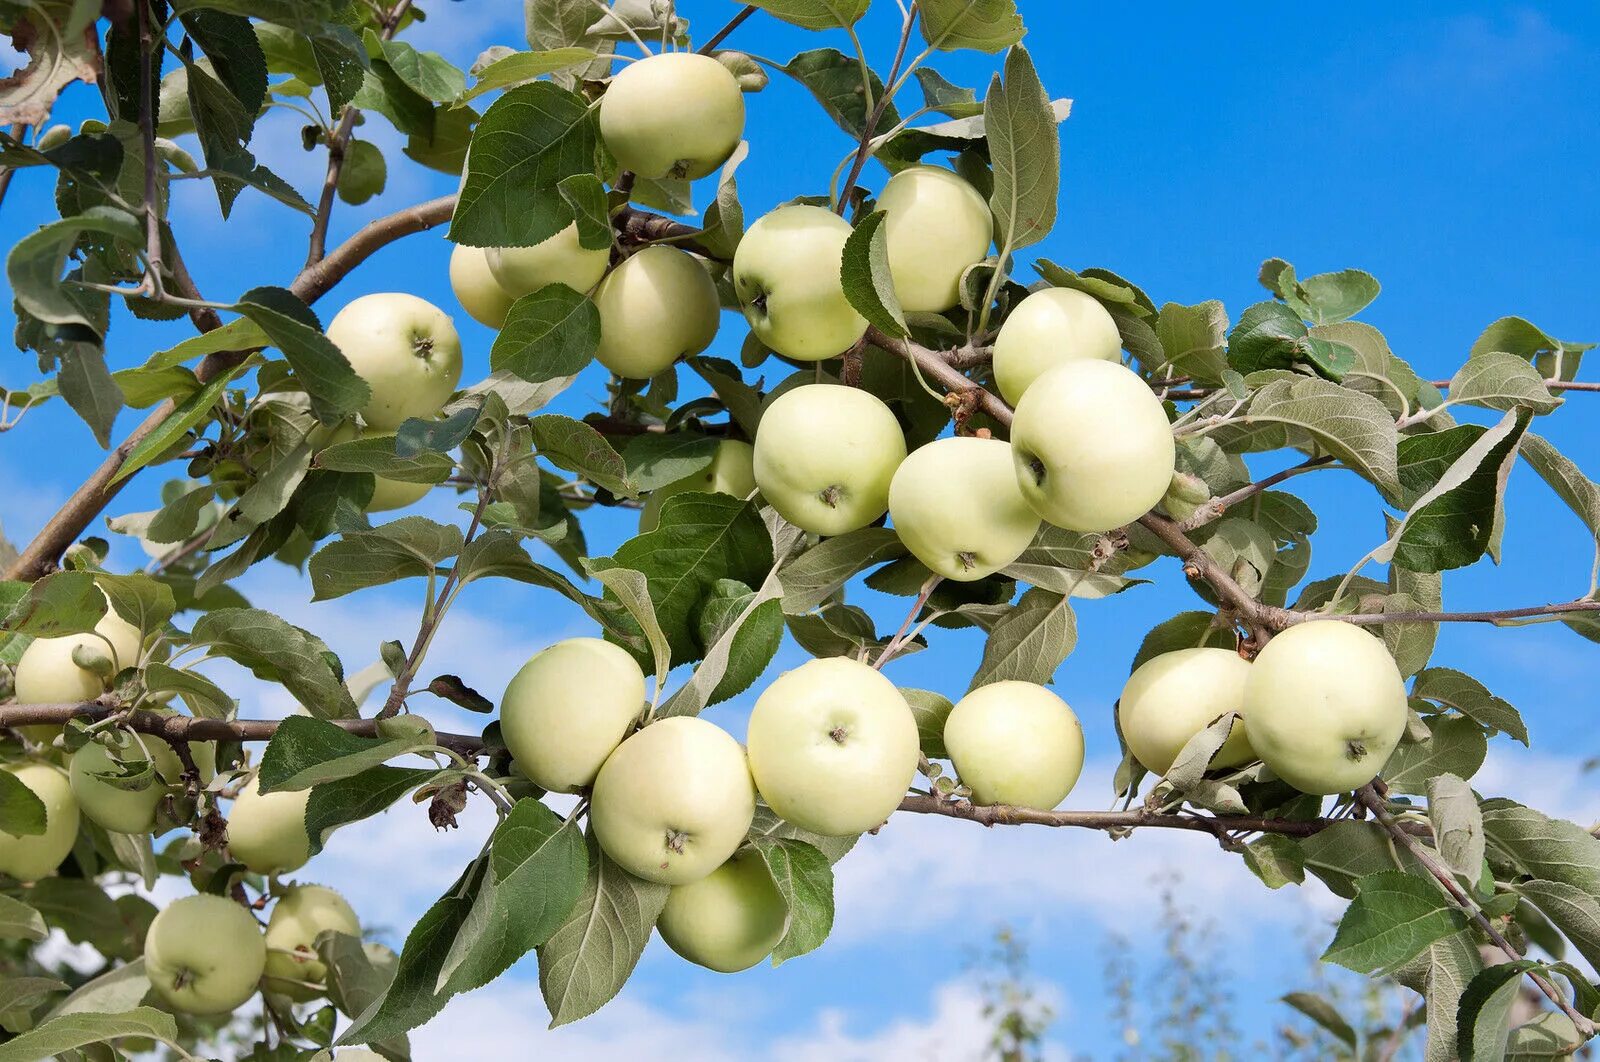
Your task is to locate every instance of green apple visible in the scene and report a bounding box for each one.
[1242,621,1408,795]
[593,245,721,379]
[640,439,756,533]
[992,288,1122,405]
[144,893,266,1015]
[733,205,867,361]
[657,849,786,973]
[752,383,906,535]
[326,293,463,430]
[500,637,646,793]
[485,222,610,299]
[589,717,755,885]
[69,737,167,835]
[1010,360,1175,533]
[449,243,516,329]
[228,775,312,876]
[356,427,433,513]
[0,763,79,882]
[944,681,1084,809]
[13,607,143,704]
[1118,647,1254,776]
[888,436,1039,581]
[599,52,744,180]
[263,884,359,1000]
[746,657,918,836]
[877,165,993,313]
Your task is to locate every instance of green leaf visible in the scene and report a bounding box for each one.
[1411,668,1527,745]
[6,207,141,329]
[1281,992,1357,1049]
[1448,351,1561,415]
[487,286,601,384]
[1286,267,1381,325]
[1481,799,1600,895]
[1520,432,1600,543]
[143,662,235,719]
[621,433,720,493]
[0,1007,178,1062]
[779,49,896,140]
[920,0,1025,53]
[1244,834,1305,889]
[1428,773,1486,882]
[96,572,175,634]
[458,47,599,103]
[335,137,386,204]
[3,570,105,636]
[750,837,834,965]
[0,894,47,941]
[1322,871,1468,975]
[904,688,955,759]
[191,608,358,718]
[0,975,65,1017]
[180,10,267,116]
[55,346,122,448]
[1456,961,1539,1062]
[1519,879,1600,971]
[746,0,870,30]
[839,211,908,339]
[368,30,465,102]
[1383,715,1488,795]
[1227,301,1307,375]
[582,559,672,695]
[146,315,267,370]
[316,434,456,483]
[984,46,1057,254]
[913,68,983,118]
[557,172,611,249]
[308,518,464,601]
[670,578,784,711]
[530,414,636,497]
[537,831,669,1027]
[968,587,1076,690]
[1155,300,1230,384]
[0,770,49,838]
[113,361,247,482]
[258,717,429,792]
[236,286,369,424]
[779,527,908,614]
[305,766,437,856]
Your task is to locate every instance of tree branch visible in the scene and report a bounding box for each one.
[835,4,917,215]
[697,4,757,53]
[291,194,456,303]
[1177,456,1335,531]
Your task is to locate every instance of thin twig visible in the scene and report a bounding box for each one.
[0,122,26,210]
[1178,456,1335,531]
[697,4,757,53]
[136,0,164,298]
[835,4,918,215]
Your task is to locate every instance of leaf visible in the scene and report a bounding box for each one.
[746,0,870,30]
[1411,668,1527,745]
[920,0,1025,53]
[190,608,358,718]
[1456,961,1539,1062]
[1448,351,1561,415]
[258,717,428,793]
[913,68,983,119]
[316,434,456,482]
[779,49,896,140]
[304,766,437,856]
[779,527,908,614]
[1519,879,1600,971]
[1286,268,1381,325]
[46,958,149,1018]
[55,346,122,448]
[308,518,464,601]
[1322,871,1468,975]
[1428,773,1486,882]
[0,4,101,126]
[1156,300,1230,383]
[489,286,601,383]
[1519,432,1600,542]
[1281,992,1357,1049]
[582,559,672,694]
[537,832,669,1027]
[839,211,908,339]
[1162,712,1242,793]
[3,570,104,636]
[663,578,784,714]
[458,47,598,103]
[904,688,955,760]
[146,315,267,369]
[237,286,370,424]
[1481,799,1600,895]
[0,771,48,838]
[1384,715,1488,795]
[984,46,1057,254]
[529,414,635,497]
[7,207,141,329]
[1396,928,1483,1062]
[968,587,1076,690]
[113,361,247,482]
[750,838,834,965]
[621,433,720,493]
[0,976,66,1017]
[0,1008,178,1062]
[368,31,465,102]
[0,894,46,941]
[1244,834,1305,890]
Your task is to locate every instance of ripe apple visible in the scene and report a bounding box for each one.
[732,205,867,361]
[69,738,167,835]
[589,716,755,885]
[1010,360,1175,533]
[599,52,744,180]
[943,681,1084,809]
[448,244,515,329]
[888,436,1039,581]
[745,657,919,836]
[0,763,80,882]
[500,637,646,793]
[593,246,721,379]
[992,288,1122,405]
[13,607,143,704]
[263,884,360,1000]
[1117,647,1254,776]
[326,293,463,431]
[144,893,266,1015]
[877,165,993,313]
[640,439,756,533]
[752,384,906,535]
[656,849,787,973]
[228,775,311,876]
[485,222,610,299]
[1242,621,1408,795]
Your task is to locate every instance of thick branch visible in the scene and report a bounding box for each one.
[292,194,456,303]
[865,326,1014,424]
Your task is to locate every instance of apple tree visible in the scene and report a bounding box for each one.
[0,1,1598,1058]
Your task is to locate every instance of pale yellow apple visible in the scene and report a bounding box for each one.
[1117,647,1254,776]
[500,637,646,793]
[69,738,168,835]
[326,293,463,430]
[877,165,993,313]
[732,205,867,361]
[640,439,756,532]
[657,849,786,973]
[0,763,79,882]
[752,384,906,536]
[993,288,1122,404]
[145,893,266,1015]
[944,681,1084,809]
[14,607,143,703]
[485,222,610,299]
[599,52,744,180]
[593,246,720,379]
[228,775,311,876]
[449,243,516,329]
[263,884,359,1000]
[888,436,1039,581]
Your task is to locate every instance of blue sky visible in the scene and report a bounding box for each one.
[4,2,1600,1057]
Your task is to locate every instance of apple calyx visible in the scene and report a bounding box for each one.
[828,725,848,745]
[818,484,843,508]
[664,828,688,854]
[1347,739,1368,761]
[957,551,977,572]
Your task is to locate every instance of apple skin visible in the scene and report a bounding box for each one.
[599,52,744,180]
[1242,621,1409,795]
[640,439,756,533]
[752,384,906,536]
[69,740,167,835]
[1118,647,1254,776]
[657,849,787,973]
[228,776,312,876]
[877,165,993,313]
[888,436,1039,581]
[746,657,919,836]
[485,222,610,299]
[14,608,143,704]
[500,637,647,794]
[326,293,463,430]
[944,681,1084,809]
[733,205,867,361]
[0,763,80,882]
[448,244,516,329]
[1010,360,1175,533]
[992,288,1122,405]
[589,717,755,885]
[144,893,266,1015]
[593,246,721,379]
[263,884,360,1001]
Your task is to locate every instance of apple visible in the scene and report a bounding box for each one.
[69,738,164,835]
[752,384,906,535]
[589,716,755,885]
[1242,621,1408,795]
[1117,647,1254,776]
[263,884,359,1000]
[485,222,610,300]
[449,243,516,329]
[593,246,721,379]
[888,436,1039,581]
[992,288,1122,405]
[1010,360,1175,533]
[640,439,756,532]
[599,52,744,180]
[656,849,787,973]
[745,657,918,836]
[228,775,312,876]
[0,763,80,882]
[500,637,646,793]
[733,205,867,361]
[13,606,143,703]
[144,893,266,1015]
[943,681,1084,809]
[877,165,993,313]
[326,293,463,431]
